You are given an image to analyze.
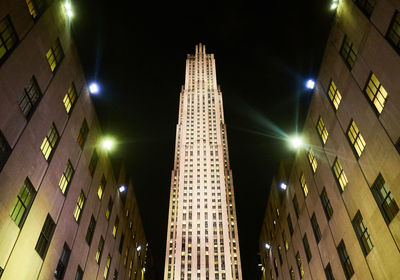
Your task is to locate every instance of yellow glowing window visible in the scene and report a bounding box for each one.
[40,123,59,161]
[25,0,46,19]
[63,83,77,114]
[300,173,309,197]
[10,178,36,228]
[333,158,348,192]
[364,73,388,114]
[307,149,318,173]
[59,160,74,194]
[112,216,119,238]
[96,236,104,263]
[105,197,113,220]
[46,38,64,72]
[316,117,328,144]
[104,255,112,279]
[98,175,106,199]
[347,120,366,158]
[327,80,342,110]
[73,191,85,222]
[0,16,18,62]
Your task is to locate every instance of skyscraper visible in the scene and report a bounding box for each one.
[164,44,242,280]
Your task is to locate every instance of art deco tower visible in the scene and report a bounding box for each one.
[164,44,242,280]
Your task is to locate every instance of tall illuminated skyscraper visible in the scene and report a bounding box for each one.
[164,44,242,280]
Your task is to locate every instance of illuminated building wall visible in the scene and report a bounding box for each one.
[164,44,242,280]
[259,0,400,279]
[0,0,148,279]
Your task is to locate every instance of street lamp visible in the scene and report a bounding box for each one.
[331,0,339,10]
[265,242,271,250]
[101,137,115,151]
[89,82,100,94]
[64,1,73,18]
[280,182,287,190]
[118,185,126,193]
[289,135,303,149]
[306,79,315,90]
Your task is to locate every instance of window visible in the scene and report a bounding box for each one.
[327,80,342,110]
[18,76,42,119]
[320,188,333,221]
[295,252,304,278]
[347,120,366,158]
[337,240,354,279]
[104,255,112,279]
[387,11,400,53]
[0,16,18,63]
[73,191,86,222]
[113,270,118,280]
[63,83,77,114]
[96,236,104,264]
[86,215,96,245]
[293,195,300,218]
[113,216,119,238]
[352,0,375,18]
[277,245,283,265]
[282,231,289,251]
[324,263,334,280]
[35,214,56,259]
[333,158,348,192]
[290,267,295,280]
[371,174,399,224]
[310,213,322,243]
[287,214,294,236]
[352,210,373,256]
[340,36,358,70]
[119,233,124,254]
[316,117,328,144]
[77,119,89,149]
[40,123,59,161]
[98,175,106,200]
[0,130,11,172]
[59,160,74,194]
[105,197,113,220]
[25,0,47,19]
[75,266,84,280]
[307,148,318,173]
[88,149,98,176]
[364,73,388,114]
[303,234,312,262]
[54,243,71,280]
[299,173,308,197]
[10,178,36,228]
[46,38,64,72]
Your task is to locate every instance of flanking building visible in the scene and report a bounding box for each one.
[0,0,148,279]
[259,0,400,279]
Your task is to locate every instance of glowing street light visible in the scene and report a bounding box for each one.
[280,182,287,190]
[289,135,303,149]
[118,185,126,193]
[64,1,73,18]
[137,245,142,251]
[331,0,339,10]
[101,137,115,151]
[89,82,100,94]
[265,242,271,250]
[306,79,315,90]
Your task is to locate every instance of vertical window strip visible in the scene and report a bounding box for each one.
[352,210,373,255]
[340,36,358,70]
[46,38,64,72]
[307,148,318,173]
[40,123,59,161]
[371,174,399,224]
[59,160,74,194]
[320,188,333,220]
[35,214,56,259]
[9,178,36,227]
[316,117,328,144]
[333,158,348,192]
[347,120,366,157]
[18,76,42,118]
[364,73,388,114]
[300,173,308,197]
[63,83,77,114]
[337,240,354,279]
[77,119,89,148]
[327,80,342,110]
[0,16,18,62]
[73,191,86,222]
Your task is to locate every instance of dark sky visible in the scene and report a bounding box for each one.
[72,0,333,278]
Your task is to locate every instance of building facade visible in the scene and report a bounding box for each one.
[164,44,242,280]
[259,0,400,279]
[0,0,148,279]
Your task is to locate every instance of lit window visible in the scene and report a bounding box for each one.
[88,149,98,176]
[316,117,328,144]
[18,76,42,119]
[0,130,11,172]
[98,175,106,200]
[371,174,399,224]
[105,197,113,220]
[46,38,64,72]
[352,210,373,256]
[340,36,358,70]
[352,0,375,18]
[96,236,104,263]
[104,255,112,279]
[63,83,77,114]
[10,178,36,228]
[302,234,312,262]
[73,191,85,222]
[40,123,59,161]
[347,120,366,158]
[311,213,322,243]
[295,252,304,278]
[299,173,308,197]
[35,214,55,259]
[337,240,354,279]
[25,0,47,19]
[327,80,341,110]
[58,160,74,194]
[77,119,89,149]
[307,148,318,173]
[0,16,18,63]
[333,158,348,192]
[364,73,388,114]
[320,188,333,221]
[113,216,119,238]
[387,11,400,53]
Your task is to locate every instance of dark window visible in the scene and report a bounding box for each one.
[85,215,96,245]
[35,214,56,259]
[277,246,283,265]
[54,243,71,280]
[25,0,47,20]
[0,16,18,64]
[289,267,295,280]
[293,195,300,218]
[320,188,333,221]
[303,234,312,262]
[113,270,118,280]
[324,263,334,280]
[337,240,354,280]
[371,173,399,224]
[106,197,113,220]
[119,233,124,254]
[0,266,3,277]
[75,266,84,280]
[311,213,322,243]
[0,130,11,173]
[96,236,104,263]
[9,178,36,228]
[352,0,375,17]
[18,76,42,119]
[387,11,400,54]
[88,149,98,176]
[352,210,373,255]
[77,119,89,149]
[340,35,358,70]
[395,137,400,154]
[295,252,304,278]
[273,258,279,277]
[46,38,64,72]
[287,214,294,236]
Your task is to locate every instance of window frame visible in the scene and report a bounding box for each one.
[327,80,342,111]
[363,72,388,115]
[18,76,42,119]
[73,191,86,223]
[0,15,19,65]
[340,35,358,70]
[35,214,56,259]
[0,130,11,172]
[310,213,322,243]
[40,123,59,161]
[59,160,74,194]
[320,188,334,221]
[9,177,36,228]
[332,158,348,192]
[352,210,373,256]
[46,38,64,72]
[386,11,400,54]
[316,116,328,145]
[337,240,354,280]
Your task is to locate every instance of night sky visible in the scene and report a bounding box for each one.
[72,0,333,278]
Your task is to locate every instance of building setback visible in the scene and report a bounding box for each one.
[259,0,400,279]
[0,0,149,279]
[164,44,242,280]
